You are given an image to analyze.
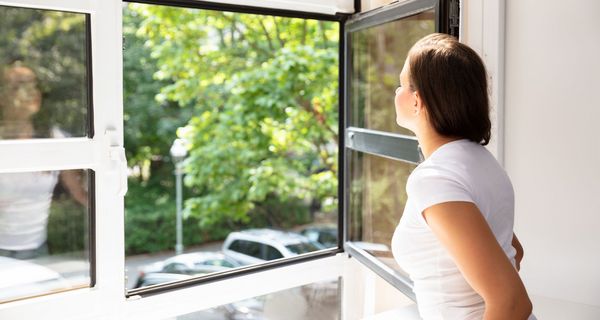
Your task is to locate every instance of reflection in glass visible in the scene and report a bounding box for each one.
[123,3,339,290]
[0,6,90,139]
[0,169,91,303]
[348,151,415,275]
[174,279,341,320]
[349,10,434,135]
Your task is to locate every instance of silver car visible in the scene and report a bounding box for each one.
[222,228,325,266]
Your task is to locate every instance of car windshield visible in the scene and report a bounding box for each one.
[285,242,321,254]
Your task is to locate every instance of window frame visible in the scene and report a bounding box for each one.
[1,1,348,318]
[122,0,349,299]
[0,0,98,303]
[0,0,125,318]
[342,0,458,300]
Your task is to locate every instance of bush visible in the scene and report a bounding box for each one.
[47,194,88,255]
[125,176,235,255]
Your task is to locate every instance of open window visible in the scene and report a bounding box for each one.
[0,0,461,318]
[122,0,346,298]
[343,0,459,299]
[0,4,96,304]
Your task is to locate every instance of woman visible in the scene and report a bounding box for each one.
[0,62,87,259]
[391,34,535,319]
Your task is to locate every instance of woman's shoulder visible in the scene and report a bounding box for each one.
[408,159,465,195]
[411,140,475,179]
[431,139,488,160]
[408,140,492,193]
[426,140,498,174]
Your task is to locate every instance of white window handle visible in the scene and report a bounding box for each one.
[105,129,128,197]
[109,146,128,197]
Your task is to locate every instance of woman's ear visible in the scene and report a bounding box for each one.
[413,91,424,116]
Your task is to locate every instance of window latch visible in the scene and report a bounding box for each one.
[105,129,128,197]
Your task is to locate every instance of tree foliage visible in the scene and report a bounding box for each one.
[0,7,88,136]
[127,4,340,230]
[0,5,341,255]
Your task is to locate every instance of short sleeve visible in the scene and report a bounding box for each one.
[407,166,474,217]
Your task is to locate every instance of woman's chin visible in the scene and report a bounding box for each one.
[396,118,408,129]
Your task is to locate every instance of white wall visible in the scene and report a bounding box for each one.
[504,0,600,308]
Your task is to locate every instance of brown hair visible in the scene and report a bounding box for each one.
[0,62,40,108]
[407,33,491,145]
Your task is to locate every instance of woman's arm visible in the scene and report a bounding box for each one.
[512,233,524,271]
[423,201,532,320]
[60,170,88,207]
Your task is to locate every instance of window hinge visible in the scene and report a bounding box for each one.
[449,0,460,38]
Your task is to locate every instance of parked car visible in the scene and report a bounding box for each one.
[135,251,240,288]
[297,224,338,248]
[222,228,325,266]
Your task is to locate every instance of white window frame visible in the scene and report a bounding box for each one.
[460,0,506,164]
[0,1,347,319]
[166,0,355,15]
[0,0,125,318]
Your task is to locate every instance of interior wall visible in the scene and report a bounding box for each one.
[504,0,600,307]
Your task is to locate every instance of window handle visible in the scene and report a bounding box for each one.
[105,129,128,197]
[110,146,128,197]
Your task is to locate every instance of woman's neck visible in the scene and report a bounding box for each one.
[415,126,459,160]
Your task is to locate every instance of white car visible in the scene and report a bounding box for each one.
[136,251,241,288]
[222,228,325,266]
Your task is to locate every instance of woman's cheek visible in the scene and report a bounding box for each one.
[394,95,405,126]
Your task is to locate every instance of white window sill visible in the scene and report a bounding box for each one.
[361,295,600,320]
[361,303,419,320]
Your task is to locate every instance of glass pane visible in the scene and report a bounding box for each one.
[123,3,339,290]
[174,278,341,320]
[348,150,415,275]
[0,6,90,139]
[349,10,434,135]
[0,169,91,303]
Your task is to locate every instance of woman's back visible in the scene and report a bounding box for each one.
[392,139,516,319]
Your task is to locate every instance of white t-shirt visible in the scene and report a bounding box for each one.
[0,127,65,251]
[392,139,535,320]
[0,171,59,251]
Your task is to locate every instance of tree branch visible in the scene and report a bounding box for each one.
[298,98,338,144]
[272,16,285,48]
[216,28,226,47]
[318,21,329,48]
[301,20,307,45]
[258,19,274,51]
[221,15,265,55]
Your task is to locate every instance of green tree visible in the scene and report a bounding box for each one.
[129,4,340,230]
[0,7,88,136]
